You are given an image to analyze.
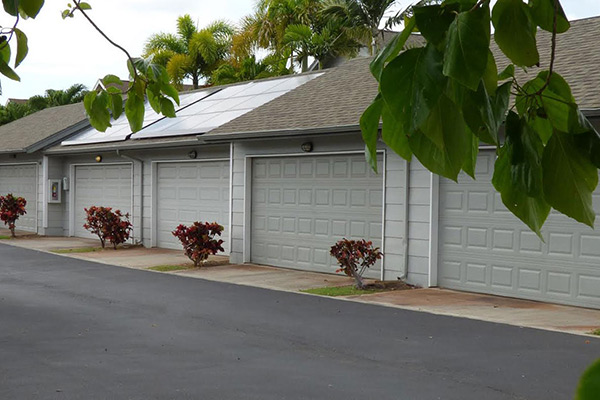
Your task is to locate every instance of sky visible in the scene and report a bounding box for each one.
[1,0,599,103]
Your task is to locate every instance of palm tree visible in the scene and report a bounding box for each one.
[322,0,397,55]
[144,16,235,89]
[282,20,361,71]
[0,83,88,126]
[243,0,323,70]
[211,54,290,85]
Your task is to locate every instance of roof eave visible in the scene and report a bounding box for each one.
[25,118,91,154]
[198,124,362,143]
[44,137,203,155]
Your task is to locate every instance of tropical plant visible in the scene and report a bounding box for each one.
[0,194,27,238]
[361,0,599,237]
[172,222,225,267]
[212,54,290,85]
[282,21,361,71]
[322,0,398,55]
[330,238,383,289]
[28,84,88,111]
[143,15,235,89]
[576,358,600,400]
[83,206,132,249]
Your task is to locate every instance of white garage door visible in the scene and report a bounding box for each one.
[73,164,132,238]
[156,161,230,251]
[439,150,600,309]
[251,154,383,275]
[0,164,37,232]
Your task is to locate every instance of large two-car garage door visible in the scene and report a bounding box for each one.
[73,164,132,238]
[155,161,230,251]
[438,150,600,309]
[251,154,383,276]
[0,164,37,232]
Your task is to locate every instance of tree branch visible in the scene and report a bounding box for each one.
[72,0,141,85]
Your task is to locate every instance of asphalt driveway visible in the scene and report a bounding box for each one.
[1,243,598,399]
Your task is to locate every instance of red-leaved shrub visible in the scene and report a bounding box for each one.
[83,206,132,249]
[0,194,27,237]
[172,222,224,267]
[330,239,383,289]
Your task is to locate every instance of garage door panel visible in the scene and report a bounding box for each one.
[156,161,229,251]
[439,154,600,309]
[251,154,383,275]
[0,164,38,232]
[74,164,132,239]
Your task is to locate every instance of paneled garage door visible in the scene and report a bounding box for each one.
[156,161,230,251]
[73,164,132,238]
[251,154,383,275]
[438,150,600,309]
[0,164,37,232]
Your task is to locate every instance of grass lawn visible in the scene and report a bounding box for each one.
[148,264,192,272]
[52,247,103,254]
[0,235,12,240]
[301,286,383,297]
[590,329,600,336]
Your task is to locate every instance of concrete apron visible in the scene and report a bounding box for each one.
[1,230,599,338]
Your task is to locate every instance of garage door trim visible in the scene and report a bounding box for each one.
[69,162,133,237]
[150,158,231,249]
[243,149,386,278]
[0,162,39,233]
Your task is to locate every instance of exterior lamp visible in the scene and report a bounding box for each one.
[301,142,313,152]
[188,150,198,159]
[95,155,102,163]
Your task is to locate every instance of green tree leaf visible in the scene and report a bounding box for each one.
[19,0,44,18]
[462,129,479,179]
[381,102,411,161]
[492,0,539,67]
[103,74,123,87]
[414,4,457,46]
[482,50,498,95]
[13,28,28,68]
[409,95,470,181]
[542,131,598,227]
[443,2,490,90]
[498,64,515,80]
[370,17,416,81]
[125,94,145,132]
[380,44,445,135]
[2,0,18,16]
[84,91,111,132]
[109,93,123,120]
[78,2,92,10]
[575,358,600,400]
[493,143,550,238]
[0,59,20,81]
[529,0,569,33]
[160,97,176,118]
[360,94,383,172]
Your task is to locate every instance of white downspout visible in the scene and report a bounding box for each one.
[117,150,144,245]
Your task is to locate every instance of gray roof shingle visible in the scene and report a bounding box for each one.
[207,16,600,138]
[0,102,87,153]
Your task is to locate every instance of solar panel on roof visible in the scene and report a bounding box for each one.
[130,73,323,140]
[61,87,219,146]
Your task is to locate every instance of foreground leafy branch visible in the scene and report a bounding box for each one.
[362,0,600,237]
[62,1,180,133]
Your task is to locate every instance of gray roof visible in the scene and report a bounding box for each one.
[0,102,88,153]
[206,16,600,139]
[206,56,378,138]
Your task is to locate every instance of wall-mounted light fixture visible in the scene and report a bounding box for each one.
[188,150,198,159]
[95,155,102,163]
[301,142,313,152]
